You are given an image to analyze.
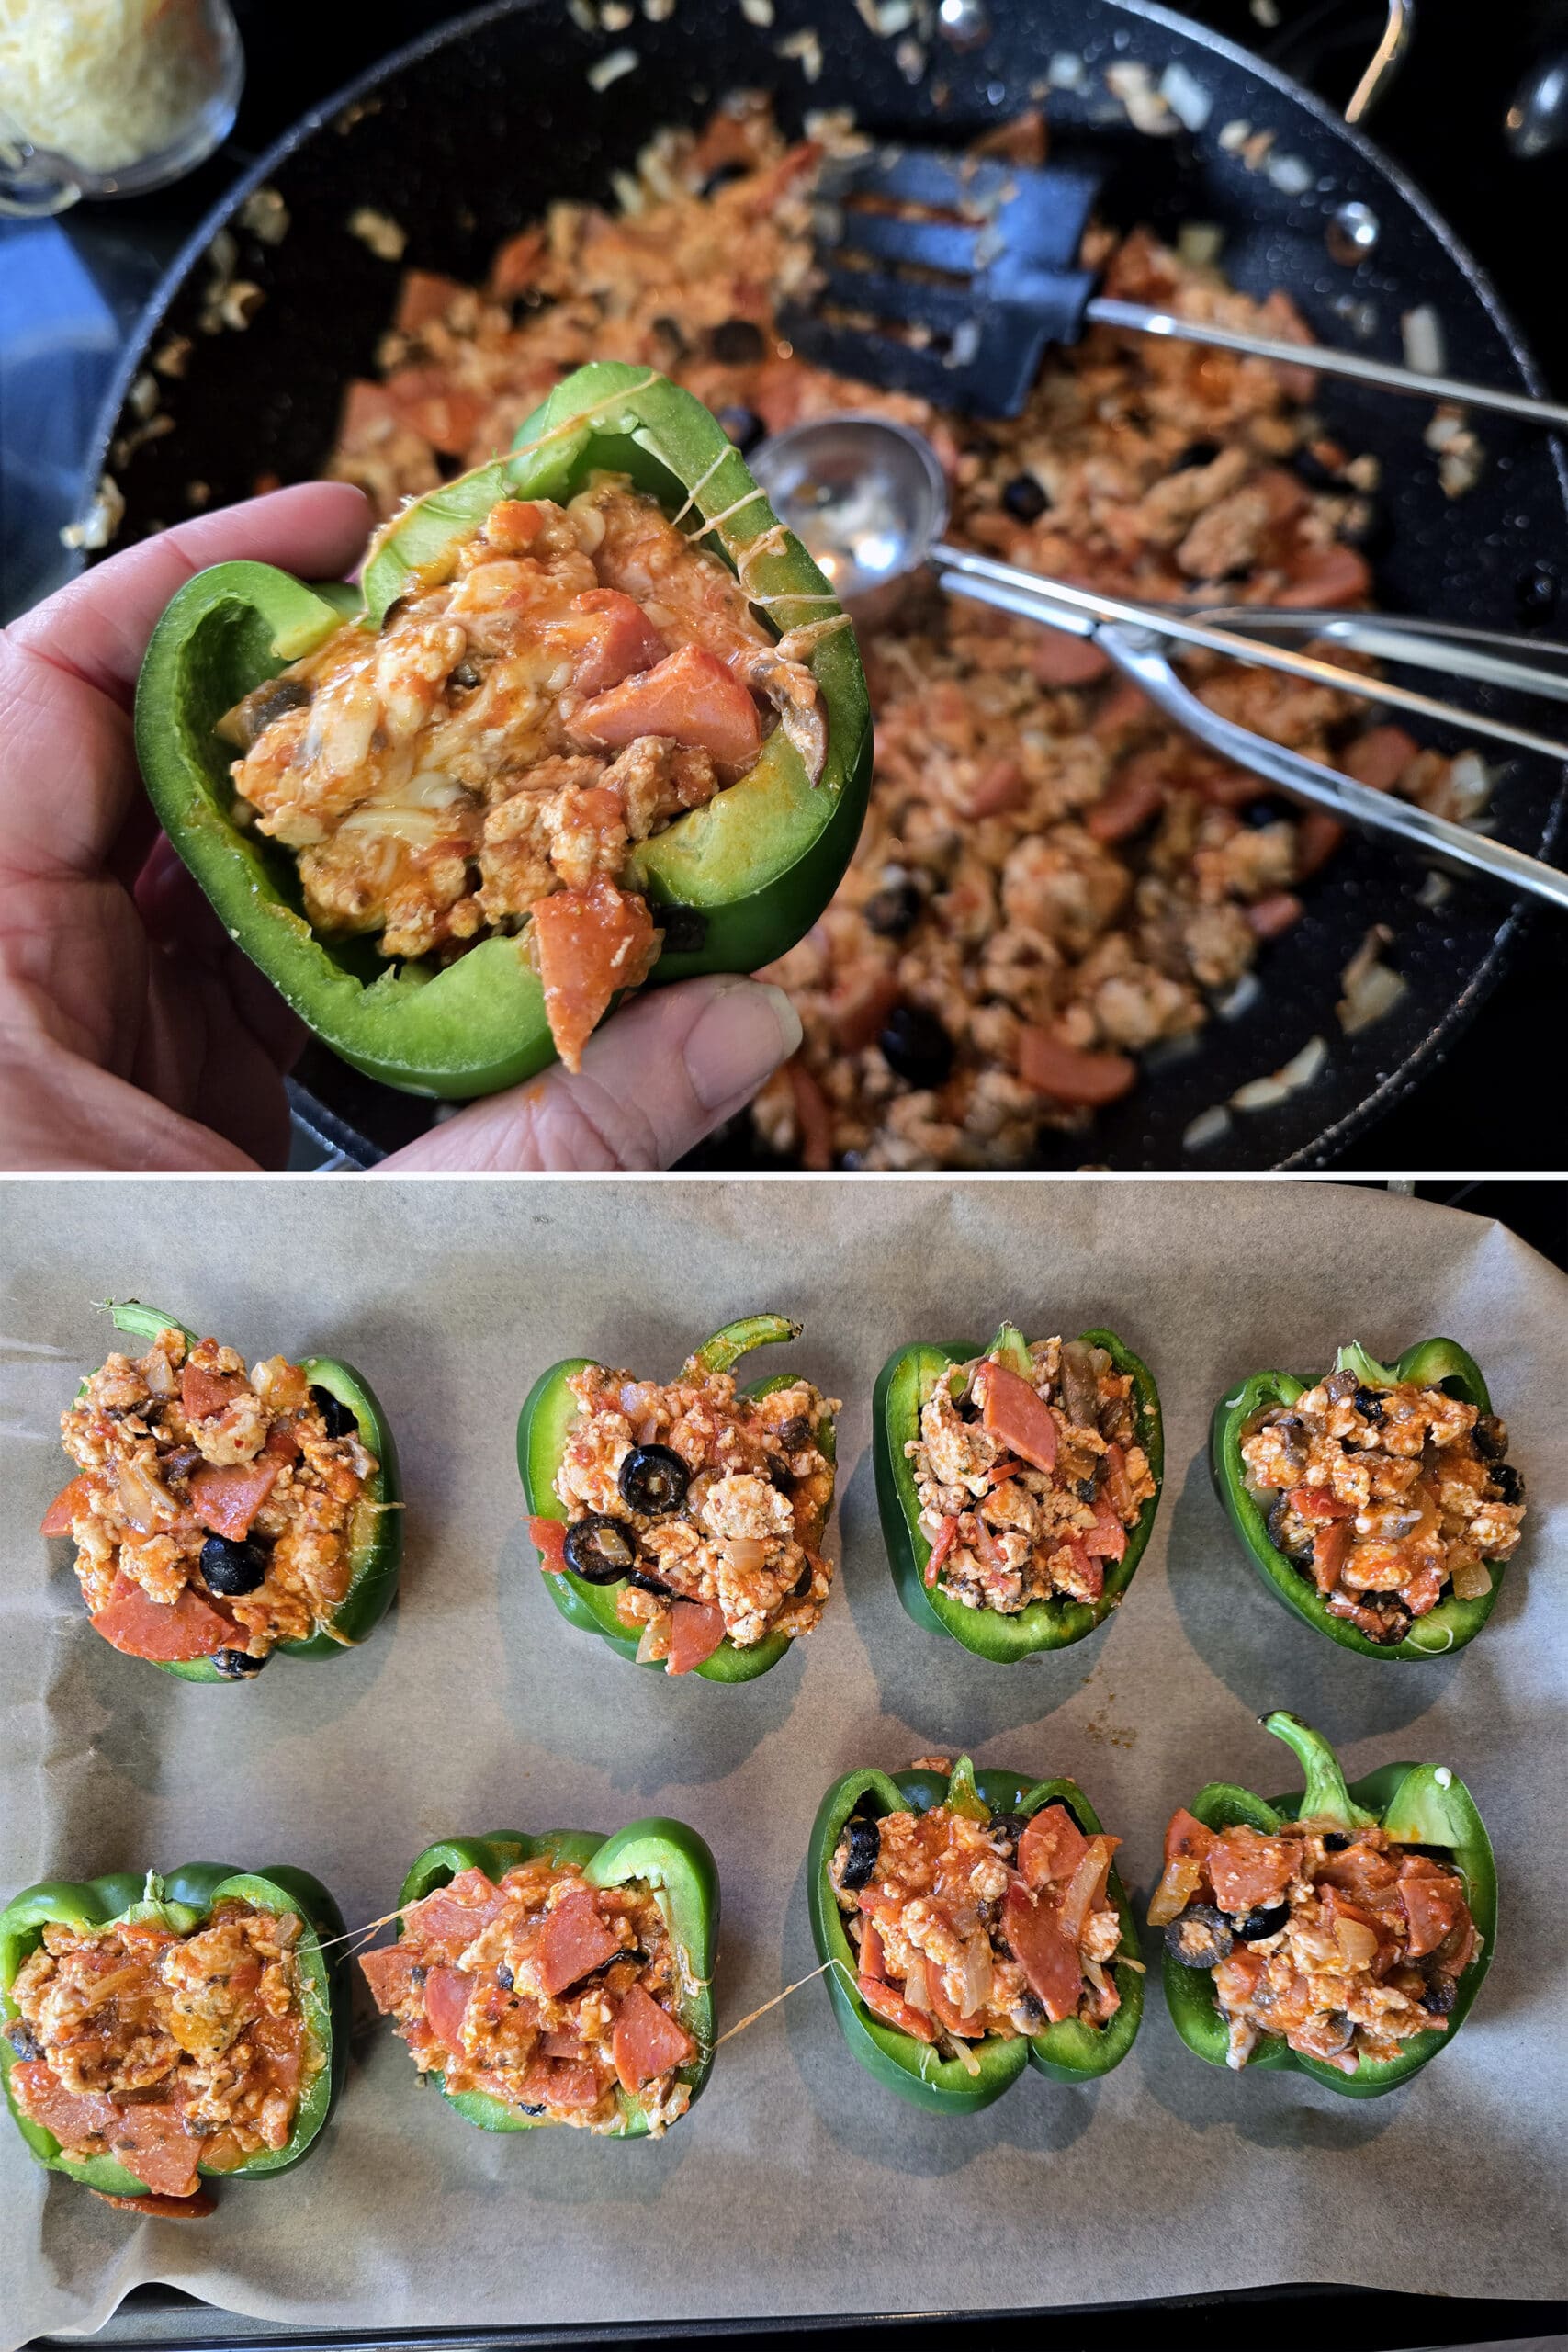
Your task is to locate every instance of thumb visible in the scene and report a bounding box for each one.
[377,976,802,1173]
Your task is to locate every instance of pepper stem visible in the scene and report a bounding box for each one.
[689,1315,801,1378]
[1334,1340,1400,1389]
[983,1323,1032,1379]
[99,1300,202,1351]
[1262,1711,1379,1830]
[945,1757,990,1823]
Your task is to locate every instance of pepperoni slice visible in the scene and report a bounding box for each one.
[535,1889,621,1997]
[566,589,668,695]
[90,2188,216,2219]
[530,1518,569,1573]
[1019,1804,1089,1890]
[187,1458,278,1540]
[1206,1828,1303,1914]
[359,1942,423,2014]
[422,1966,473,2055]
[571,644,763,773]
[1083,1500,1128,1561]
[1397,1861,1468,1960]
[977,1362,1057,1475]
[855,1972,938,2042]
[1001,1882,1084,2024]
[400,1868,512,1956]
[90,1573,232,1663]
[529,877,660,1075]
[611,1981,697,2092]
[40,1474,95,1537]
[667,1598,727,1676]
[180,1365,243,1420]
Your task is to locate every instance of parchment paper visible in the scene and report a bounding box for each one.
[1,1177,1563,2345]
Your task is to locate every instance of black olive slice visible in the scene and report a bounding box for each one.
[1352,1385,1385,1424]
[5,2021,42,2061]
[1316,2011,1356,2054]
[518,2101,548,2116]
[838,1815,880,1893]
[1173,438,1223,472]
[986,1813,1027,1858]
[1266,1496,1313,1566]
[563,1516,637,1583]
[1165,1905,1234,1969]
[1001,470,1048,520]
[710,317,766,363]
[878,1003,954,1089]
[716,403,764,453]
[863,880,923,938]
[411,1964,428,1987]
[310,1385,358,1440]
[496,1963,514,1991]
[213,1647,266,1679]
[198,1535,269,1597]
[618,1444,690,1516]
[1321,1831,1352,1852]
[1472,1413,1507,1462]
[1418,1973,1457,2016]
[775,1414,814,1454]
[1234,1902,1289,1943]
[1489,1461,1524,1506]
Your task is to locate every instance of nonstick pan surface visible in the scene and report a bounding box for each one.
[87,0,1568,1170]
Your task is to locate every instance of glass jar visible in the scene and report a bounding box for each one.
[0,0,243,215]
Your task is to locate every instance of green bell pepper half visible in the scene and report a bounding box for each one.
[874,1322,1163,1659]
[387,1820,717,2138]
[132,361,872,1100]
[1,1862,346,2197]
[1211,1337,1506,1659]
[517,1313,835,1683]
[1162,1709,1495,2098]
[807,1755,1142,2114]
[62,1300,401,1682]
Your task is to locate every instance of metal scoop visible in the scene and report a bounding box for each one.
[749,413,1568,913]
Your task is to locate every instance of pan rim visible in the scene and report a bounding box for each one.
[79,0,1568,1172]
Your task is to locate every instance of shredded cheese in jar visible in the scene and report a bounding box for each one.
[0,0,227,175]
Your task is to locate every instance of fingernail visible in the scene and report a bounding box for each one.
[683,981,803,1111]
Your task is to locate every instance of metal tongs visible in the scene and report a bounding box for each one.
[749,415,1568,913]
[778,145,1568,433]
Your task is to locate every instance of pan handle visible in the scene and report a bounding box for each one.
[1345,0,1413,126]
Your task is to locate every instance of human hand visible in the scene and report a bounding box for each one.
[0,486,801,1173]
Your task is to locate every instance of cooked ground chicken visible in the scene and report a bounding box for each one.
[832,1782,1124,2059]
[325,96,1465,1166]
[49,1327,378,1668]
[220,475,825,1070]
[359,1859,695,2134]
[547,1354,836,1670]
[1240,1365,1525,1644]
[6,1903,316,2199]
[1151,1809,1480,2072]
[907,1334,1155,1613]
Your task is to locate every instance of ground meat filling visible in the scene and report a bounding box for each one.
[6,1904,316,2199]
[1151,1810,1480,2072]
[1239,1367,1525,1644]
[324,97,1478,1164]
[551,1357,837,1668]
[906,1336,1155,1612]
[359,1860,696,2134]
[54,1327,378,1667]
[220,473,819,1068]
[831,1784,1124,2063]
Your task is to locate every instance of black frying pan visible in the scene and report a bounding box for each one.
[87,0,1568,1170]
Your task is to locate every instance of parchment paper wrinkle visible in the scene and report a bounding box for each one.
[0,1179,1562,2341]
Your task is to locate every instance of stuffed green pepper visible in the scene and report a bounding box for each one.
[1213,1338,1525,1657]
[40,1301,400,1680]
[874,1321,1162,1658]
[809,1753,1142,2113]
[133,361,872,1096]
[1,1862,345,2213]
[1152,1710,1495,2096]
[359,1821,716,2138]
[520,1314,837,1680]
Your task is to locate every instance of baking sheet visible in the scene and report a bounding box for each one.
[1,1176,1563,2346]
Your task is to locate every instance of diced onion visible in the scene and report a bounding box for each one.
[1334,1917,1379,1967]
[1401,305,1445,376]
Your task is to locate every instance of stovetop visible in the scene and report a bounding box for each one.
[3,0,1565,1171]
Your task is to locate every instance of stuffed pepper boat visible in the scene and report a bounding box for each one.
[874,1322,1162,1658]
[1,1863,345,2214]
[1153,1710,1495,2097]
[134,363,872,1095]
[520,1314,837,1681]
[359,1822,716,2138]
[809,1754,1143,2113]
[1213,1338,1525,1657]
[40,1302,400,1679]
